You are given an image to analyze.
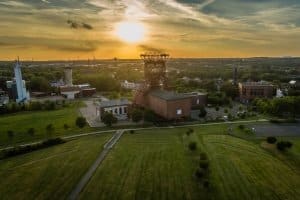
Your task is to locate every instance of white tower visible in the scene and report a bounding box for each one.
[14,59,29,103]
[64,67,73,86]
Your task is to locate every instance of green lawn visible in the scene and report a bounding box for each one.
[0,134,111,200]
[0,105,94,147]
[80,126,300,200]
[80,128,204,200]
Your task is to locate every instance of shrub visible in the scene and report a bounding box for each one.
[64,124,70,130]
[198,106,207,118]
[186,128,194,136]
[238,124,245,130]
[195,168,205,179]
[27,128,35,136]
[199,160,209,169]
[215,106,219,111]
[101,112,117,127]
[188,142,197,151]
[76,116,87,128]
[200,152,208,160]
[131,109,143,123]
[266,136,277,144]
[1,138,65,159]
[277,141,293,151]
[203,180,210,188]
[130,130,135,134]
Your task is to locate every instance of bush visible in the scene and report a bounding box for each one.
[131,109,143,123]
[76,116,87,128]
[238,124,245,130]
[186,128,194,136]
[101,112,117,127]
[195,168,205,179]
[203,180,210,188]
[277,141,293,151]
[27,128,35,136]
[1,138,65,159]
[215,106,219,111]
[64,124,70,130]
[198,106,207,118]
[188,142,197,151]
[266,137,277,144]
[130,130,135,134]
[200,152,208,160]
[199,160,209,169]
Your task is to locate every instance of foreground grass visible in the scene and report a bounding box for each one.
[0,134,110,200]
[81,126,300,200]
[201,135,300,199]
[0,104,94,147]
[80,129,203,200]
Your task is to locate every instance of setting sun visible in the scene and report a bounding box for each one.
[115,21,146,43]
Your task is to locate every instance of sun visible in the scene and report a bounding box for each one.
[115,21,146,43]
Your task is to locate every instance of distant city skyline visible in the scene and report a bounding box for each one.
[0,0,300,60]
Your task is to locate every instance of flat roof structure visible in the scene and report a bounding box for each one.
[99,99,131,108]
[149,90,190,101]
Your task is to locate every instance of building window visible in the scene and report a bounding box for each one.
[115,108,118,114]
[119,107,122,114]
[124,107,127,114]
[176,109,182,115]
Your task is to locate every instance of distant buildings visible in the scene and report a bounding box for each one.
[0,90,9,106]
[59,67,96,99]
[239,81,276,103]
[96,99,131,120]
[6,60,30,103]
[121,80,141,90]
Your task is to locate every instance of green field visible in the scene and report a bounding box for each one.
[0,105,94,147]
[79,126,300,200]
[0,134,111,199]
[0,124,299,199]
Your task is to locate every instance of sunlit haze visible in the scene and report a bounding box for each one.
[0,0,300,60]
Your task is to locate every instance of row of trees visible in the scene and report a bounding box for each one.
[0,100,70,115]
[252,96,300,117]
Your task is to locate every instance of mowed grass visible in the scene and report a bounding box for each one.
[0,105,93,147]
[80,126,300,200]
[201,135,300,200]
[80,128,203,200]
[0,134,110,200]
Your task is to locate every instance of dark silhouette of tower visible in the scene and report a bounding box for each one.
[140,53,169,89]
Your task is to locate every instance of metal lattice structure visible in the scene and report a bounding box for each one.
[140,53,169,89]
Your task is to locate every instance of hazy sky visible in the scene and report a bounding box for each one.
[0,0,300,60]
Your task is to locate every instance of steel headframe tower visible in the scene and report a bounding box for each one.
[14,58,29,103]
[140,53,169,89]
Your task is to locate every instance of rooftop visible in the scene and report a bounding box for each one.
[99,99,131,108]
[149,90,190,101]
[240,81,274,86]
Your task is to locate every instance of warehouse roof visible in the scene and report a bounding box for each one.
[149,90,190,101]
[99,99,131,108]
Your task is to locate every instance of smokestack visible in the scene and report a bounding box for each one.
[64,67,73,86]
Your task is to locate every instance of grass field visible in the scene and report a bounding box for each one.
[0,104,94,147]
[80,126,300,200]
[0,134,111,200]
[0,124,299,199]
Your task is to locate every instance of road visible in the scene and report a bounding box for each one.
[0,119,268,152]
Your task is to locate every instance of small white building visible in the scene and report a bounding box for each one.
[96,99,131,120]
[121,80,141,90]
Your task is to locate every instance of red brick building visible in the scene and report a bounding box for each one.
[239,81,276,103]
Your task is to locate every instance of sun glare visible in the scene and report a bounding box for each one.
[115,21,146,43]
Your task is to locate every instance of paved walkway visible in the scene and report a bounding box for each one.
[68,130,124,200]
[0,119,268,152]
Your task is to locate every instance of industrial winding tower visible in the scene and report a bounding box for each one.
[134,53,169,106]
[140,53,169,89]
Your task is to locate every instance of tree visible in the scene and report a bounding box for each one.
[198,106,207,118]
[64,124,70,130]
[101,112,117,127]
[131,109,143,123]
[27,128,35,136]
[7,130,14,142]
[144,109,156,122]
[199,160,209,169]
[46,124,54,138]
[188,142,197,151]
[266,137,277,144]
[277,141,293,151]
[76,117,87,128]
